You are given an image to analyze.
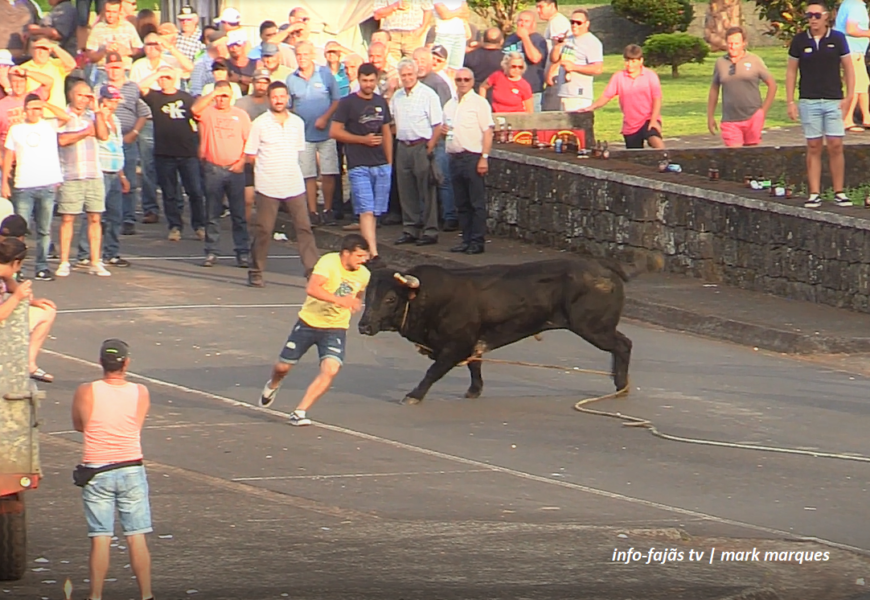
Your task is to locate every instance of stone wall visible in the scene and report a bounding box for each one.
[486,149,870,313]
[612,145,870,190]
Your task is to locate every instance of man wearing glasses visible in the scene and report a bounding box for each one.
[786,2,855,209]
[706,26,777,147]
[442,68,492,255]
[549,8,603,112]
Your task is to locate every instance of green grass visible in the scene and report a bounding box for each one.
[590,46,792,143]
[33,0,159,13]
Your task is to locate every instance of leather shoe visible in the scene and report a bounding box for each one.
[443,219,459,232]
[466,243,485,255]
[450,243,470,253]
[415,236,438,246]
[394,233,418,245]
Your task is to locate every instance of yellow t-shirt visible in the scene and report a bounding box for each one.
[22,59,72,113]
[298,252,370,330]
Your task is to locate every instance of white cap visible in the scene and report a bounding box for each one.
[219,7,241,24]
[0,50,13,67]
[226,29,247,46]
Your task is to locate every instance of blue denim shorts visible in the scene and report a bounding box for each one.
[82,465,153,537]
[798,99,845,139]
[279,319,347,365]
[348,165,392,216]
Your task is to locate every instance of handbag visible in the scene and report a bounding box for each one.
[73,459,143,487]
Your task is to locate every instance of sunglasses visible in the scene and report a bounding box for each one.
[298,17,310,22]
[145,42,160,46]
[805,11,826,19]
[728,62,736,76]
[571,19,586,26]
[454,77,471,82]
[509,64,524,69]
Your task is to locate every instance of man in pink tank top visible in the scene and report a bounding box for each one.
[72,339,155,600]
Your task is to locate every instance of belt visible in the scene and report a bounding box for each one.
[399,138,428,146]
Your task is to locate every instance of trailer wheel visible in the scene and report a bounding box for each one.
[0,494,26,581]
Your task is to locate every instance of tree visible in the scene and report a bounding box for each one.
[753,0,812,42]
[467,0,531,34]
[704,0,743,51]
[612,0,694,34]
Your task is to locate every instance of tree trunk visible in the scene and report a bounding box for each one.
[672,64,680,78]
[469,0,522,34]
[704,0,743,52]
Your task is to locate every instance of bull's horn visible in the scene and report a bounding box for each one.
[393,273,420,289]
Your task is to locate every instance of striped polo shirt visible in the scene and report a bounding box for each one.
[244,110,306,199]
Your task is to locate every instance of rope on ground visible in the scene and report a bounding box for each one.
[459,352,870,465]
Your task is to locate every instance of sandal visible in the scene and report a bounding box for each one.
[30,368,54,383]
[846,125,865,132]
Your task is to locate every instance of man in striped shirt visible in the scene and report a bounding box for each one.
[243,81,319,288]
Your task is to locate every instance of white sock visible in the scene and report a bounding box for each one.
[294,409,306,417]
[808,193,819,201]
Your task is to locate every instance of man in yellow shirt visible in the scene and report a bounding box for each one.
[21,37,76,114]
[259,234,371,426]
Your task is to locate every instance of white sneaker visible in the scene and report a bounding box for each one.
[259,381,279,408]
[55,262,70,277]
[89,262,111,277]
[288,410,311,426]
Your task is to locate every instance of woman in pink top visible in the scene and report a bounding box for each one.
[72,339,154,600]
[580,44,665,149]
[480,52,534,113]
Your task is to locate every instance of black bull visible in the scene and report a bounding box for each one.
[358,254,663,405]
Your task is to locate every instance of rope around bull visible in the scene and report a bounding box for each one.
[453,350,870,465]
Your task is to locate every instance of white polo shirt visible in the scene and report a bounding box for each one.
[244,110,305,199]
[443,90,494,154]
[390,81,443,141]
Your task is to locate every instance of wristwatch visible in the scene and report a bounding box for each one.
[481,153,489,159]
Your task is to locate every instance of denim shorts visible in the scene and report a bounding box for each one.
[348,165,392,216]
[798,99,845,139]
[82,465,153,537]
[279,319,347,365]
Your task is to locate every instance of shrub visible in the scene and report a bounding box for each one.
[643,33,710,78]
[612,0,695,34]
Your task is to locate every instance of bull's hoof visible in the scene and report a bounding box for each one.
[401,395,422,405]
[465,388,482,399]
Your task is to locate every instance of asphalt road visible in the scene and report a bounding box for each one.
[6,225,870,600]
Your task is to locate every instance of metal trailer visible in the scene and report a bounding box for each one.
[0,301,43,581]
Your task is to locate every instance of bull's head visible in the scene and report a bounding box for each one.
[358,271,420,336]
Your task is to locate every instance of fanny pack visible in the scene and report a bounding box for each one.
[73,459,143,487]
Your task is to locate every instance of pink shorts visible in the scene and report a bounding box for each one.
[720,109,765,147]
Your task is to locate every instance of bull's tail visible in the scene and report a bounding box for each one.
[603,250,665,282]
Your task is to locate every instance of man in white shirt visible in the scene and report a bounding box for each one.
[390,58,443,246]
[433,0,469,71]
[443,67,492,255]
[244,81,319,288]
[549,8,603,111]
[1,94,67,281]
[537,0,571,111]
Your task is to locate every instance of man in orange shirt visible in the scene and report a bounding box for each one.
[192,80,252,267]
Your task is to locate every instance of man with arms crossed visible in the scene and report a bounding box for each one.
[72,339,154,600]
[331,63,393,269]
[259,234,371,427]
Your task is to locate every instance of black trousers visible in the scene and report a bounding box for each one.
[449,152,487,245]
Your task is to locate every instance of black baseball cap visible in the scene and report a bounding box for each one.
[100,339,130,366]
[0,214,27,237]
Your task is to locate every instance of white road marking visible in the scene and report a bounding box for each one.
[57,304,303,315]
[42,349,870,556]
[233,469,492,482]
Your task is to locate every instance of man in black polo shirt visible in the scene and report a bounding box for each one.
[786,1,855,209]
